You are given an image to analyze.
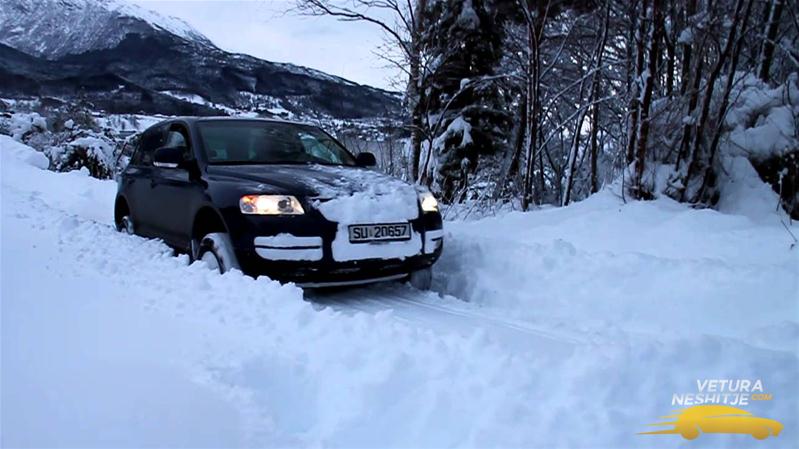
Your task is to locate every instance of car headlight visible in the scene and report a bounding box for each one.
[240,195,305,215]
[418,190,439,213]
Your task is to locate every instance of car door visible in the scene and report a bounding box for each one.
[148,124,202,249]
[123,125,165,237]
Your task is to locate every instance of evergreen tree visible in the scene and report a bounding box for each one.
[420,0,512,202]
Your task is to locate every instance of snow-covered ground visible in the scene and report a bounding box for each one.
[1,135,797,447]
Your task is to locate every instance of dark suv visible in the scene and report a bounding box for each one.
[115,118,443,288]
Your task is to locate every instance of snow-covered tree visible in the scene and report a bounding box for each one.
[419,0,512,202]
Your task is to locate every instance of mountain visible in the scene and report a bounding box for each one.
[0,0,400,119]
[0,0,213,58]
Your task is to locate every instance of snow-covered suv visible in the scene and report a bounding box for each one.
[114,117,443,288]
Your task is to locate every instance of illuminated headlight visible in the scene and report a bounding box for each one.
[418,191,439,213]
[240,195,305,215]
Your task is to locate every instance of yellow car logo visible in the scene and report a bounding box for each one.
[639,405,783,440]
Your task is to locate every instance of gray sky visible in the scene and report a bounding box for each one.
[129,0,399,90]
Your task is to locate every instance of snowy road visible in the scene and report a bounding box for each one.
[307,286,582,356]
[2,135,797,448]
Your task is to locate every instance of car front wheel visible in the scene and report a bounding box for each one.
[197,232,241,274]
[118,215,135,235]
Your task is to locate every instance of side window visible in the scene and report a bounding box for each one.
[128,135,144,166]
[165,125,191,161]
[165,130,187,148]
[137,126,166,167]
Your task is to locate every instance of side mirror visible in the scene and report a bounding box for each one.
[355,152,377,167]
[153,146,186,169]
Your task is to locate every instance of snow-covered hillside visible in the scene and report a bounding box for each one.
[0,0,212,58]
[1,135,797,447]
[0,0,400,119]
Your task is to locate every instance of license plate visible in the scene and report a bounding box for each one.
[348,223,411,243]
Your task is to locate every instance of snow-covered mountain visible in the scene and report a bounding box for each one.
[0,0,400,119]
[0,0,213,58]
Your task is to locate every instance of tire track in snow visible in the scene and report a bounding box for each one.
[306,284,583,355]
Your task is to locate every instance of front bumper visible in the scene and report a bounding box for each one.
[223,206,444,284]
[238,248,442,285]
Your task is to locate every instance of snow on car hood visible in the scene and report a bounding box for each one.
[306,165,419,223]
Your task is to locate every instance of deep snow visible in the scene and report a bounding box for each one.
[1,135,797,448]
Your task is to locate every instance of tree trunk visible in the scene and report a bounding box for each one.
[626,0,648,165]
[664,1,676,97]
[632,0,662,199]
[508,91,527,178]
[522,6,542,211]
[589,84,601,194]
[759,0,784,83]
[675,0,698,171]
[590,1,610,194]
[536,131,545,205]
[563,103,587,206]
[408,0,426,182]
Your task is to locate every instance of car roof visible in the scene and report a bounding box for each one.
[140,116,321,135]
[173,116,316,127]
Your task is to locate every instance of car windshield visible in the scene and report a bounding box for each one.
[197,121,357,166]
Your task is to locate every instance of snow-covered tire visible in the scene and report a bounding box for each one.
[197,232,240,274]
[408,267,433,290]
[117,215,135,235]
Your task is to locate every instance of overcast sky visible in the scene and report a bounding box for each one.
[129,0,399,90]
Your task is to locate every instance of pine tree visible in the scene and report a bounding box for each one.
[420,0,512,202]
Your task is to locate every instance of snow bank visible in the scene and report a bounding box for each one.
[437,190,796,337]
[2,135,797,447]
[715,156,786,220]
[434,189,798,445]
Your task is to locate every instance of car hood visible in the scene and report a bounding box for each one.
[206,164,421,222]
[206,164,408,197]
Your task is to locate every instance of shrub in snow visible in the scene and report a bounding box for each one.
[0,112,48,141]
[49,107,100,133]
[0,107,136,180]
[721,74,798,218]
[653,72,799,218]
[47,134,118,179]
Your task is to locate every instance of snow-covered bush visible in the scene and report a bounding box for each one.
[46,134,118,179]
[722,73,799,217]
[0,107,127,180]
[647,73,799,218]
[0,112,48,141]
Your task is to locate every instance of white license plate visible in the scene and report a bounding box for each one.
[348,223,411,243]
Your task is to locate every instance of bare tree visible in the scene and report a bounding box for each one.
[295,0,427,180]
[518,0,551,210]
